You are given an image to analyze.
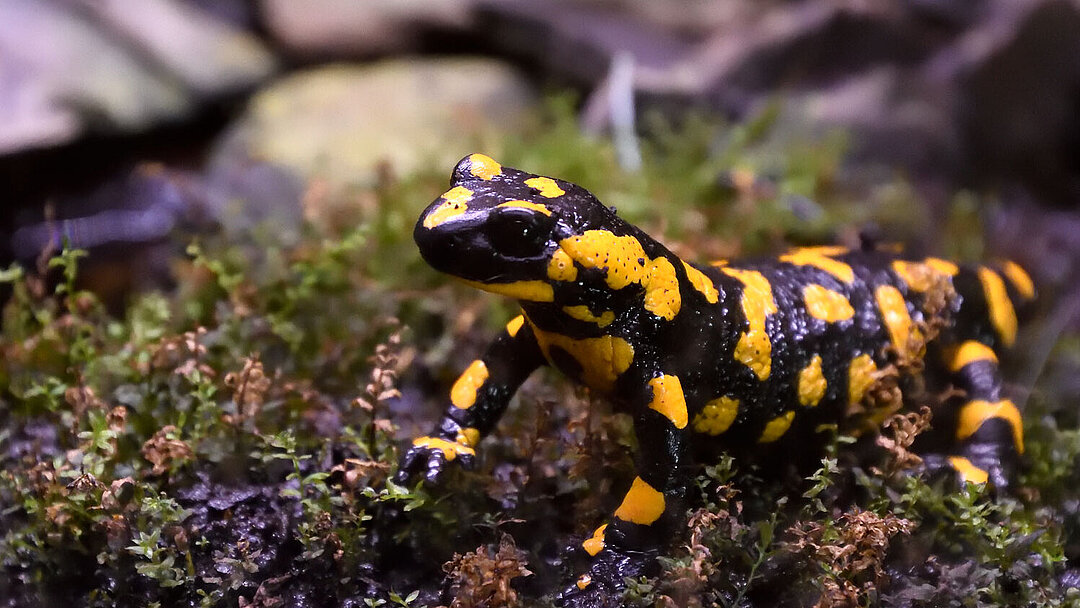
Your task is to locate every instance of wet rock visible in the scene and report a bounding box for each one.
[0,0,275,155]
[210,58,537,190]
[260,0,471,58]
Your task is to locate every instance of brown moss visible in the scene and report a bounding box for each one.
[441,534,532,608]
[789,509,914,607]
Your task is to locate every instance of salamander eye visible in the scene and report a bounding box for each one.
[485,208,551,258]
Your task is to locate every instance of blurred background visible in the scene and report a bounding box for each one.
[1,0,1079,302]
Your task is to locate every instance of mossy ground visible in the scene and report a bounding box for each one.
[2,97,1079,607]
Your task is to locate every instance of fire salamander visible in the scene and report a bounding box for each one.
[394,153,1035,604]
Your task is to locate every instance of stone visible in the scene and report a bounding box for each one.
[260,0,470,58]
[80,0,275,97]
[209,58,537,190]
[0,0,274,155]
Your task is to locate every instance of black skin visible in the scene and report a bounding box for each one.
[394,154,1033,605]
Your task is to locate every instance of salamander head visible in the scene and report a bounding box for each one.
[414,153,612,302]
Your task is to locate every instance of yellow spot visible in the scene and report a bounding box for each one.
[780,247,854,283]
[496,200,551,215]
[945,340,998,372]
[455,427,481,447]
[576,575,592,590]
[644,257,681,320]
[876,285,919,358]
[683,262,719,303]
[460,279,554,302]
[647,375,688,429]
[560,230,647,290]
[925,257,959,276]
[710,259,729,267]
[505,315,525,337]
[977,267,1017,347]
[450,360,488,409]
[411,436,475,461]
[524,176,565,198]
[559,230,682,320]
[1001,261,1034,299]
[848,354,877,404]
[798,355,827,407]
[948,456,989,485]
[892,260,940,293]
[527,318,635,393]
[582,524,607,556]
[721,267,777,380]
[759,411,796,443]
[547,249,578,282]
[693,397,739,435]
[614,477,666,525]
[422,186,472,229]
[803,284,854,322]
[956,398,1024,454]
[562,305,615,327]
[468,153,502,180]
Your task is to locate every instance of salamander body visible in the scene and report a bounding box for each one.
[395,154,1034,603]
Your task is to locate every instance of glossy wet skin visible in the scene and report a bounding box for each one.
[399,153,1033,603]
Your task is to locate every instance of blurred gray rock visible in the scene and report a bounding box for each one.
[0,0,275,155]
[260,0,471,58]
[210,58,536,190]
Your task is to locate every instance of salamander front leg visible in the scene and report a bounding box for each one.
[559,374,692,604]
[394,315,545,484]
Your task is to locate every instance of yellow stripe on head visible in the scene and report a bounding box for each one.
[423,186,473,229]
[468,153,502,180]
[524,176,565,198]
[460,279,554,302]
[497,200,552,215]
